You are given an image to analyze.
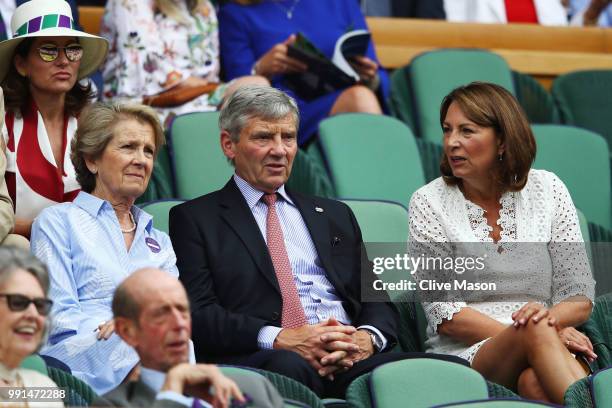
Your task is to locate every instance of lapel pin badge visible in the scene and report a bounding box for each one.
[332,236,341,246]
[315,206,324,213]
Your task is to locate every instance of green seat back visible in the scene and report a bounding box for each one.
[20,354,47,375]
[512,71,558,124]
[410,49,515,144]
[170,111,233,199]
[389,66,417,133]
[47,366,97,406]
[286,150,335,198]
[552,70,612,150]
[140,200,185,234]
[369,359,488,408]
[434,400,558,407]
[319,113,425,209]
[532,124,611,230]
[591,367,612,407]
[340,199,408,243]
[253,369,324,408]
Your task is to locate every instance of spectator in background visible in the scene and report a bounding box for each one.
[31,102,178,394]
[569,0,612,26]
[444,0,568,25]
[101,0,267,128]
[0,87,27,248]
[0,0,108,239]
[409,82,595,404]
[0,247,63,408]
[96,268,285,408]
[219,0,387,146]
[361,0,446,19]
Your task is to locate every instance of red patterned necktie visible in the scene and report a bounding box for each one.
[262,193,307,328]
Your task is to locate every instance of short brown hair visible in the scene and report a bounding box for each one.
[439,82,536,192]
[71,102,165,193]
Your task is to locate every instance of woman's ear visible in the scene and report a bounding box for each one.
[13,54,28,78]
[84,156,98,175]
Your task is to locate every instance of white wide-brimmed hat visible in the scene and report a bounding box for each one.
[0,0,109,82]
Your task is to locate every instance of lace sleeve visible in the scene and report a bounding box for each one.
[547,173,595,303]
[409,190,467,333]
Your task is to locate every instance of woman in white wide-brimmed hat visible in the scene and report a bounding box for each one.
[0,0,108,239]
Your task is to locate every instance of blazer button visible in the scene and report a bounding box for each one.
[271,312,280,321]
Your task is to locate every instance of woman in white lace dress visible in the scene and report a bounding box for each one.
[408,82,596,403]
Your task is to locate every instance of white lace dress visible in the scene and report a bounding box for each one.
[408,169,595,363]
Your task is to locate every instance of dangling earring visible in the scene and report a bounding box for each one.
[498,153,503,161]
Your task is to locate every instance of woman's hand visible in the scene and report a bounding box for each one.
[349,55,378,83]
[253,34,307,78]
[512,302,550,327]
[558,327,598,362]
[96,319,115,340]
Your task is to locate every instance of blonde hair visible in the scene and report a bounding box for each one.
[71,102,165,193]
[155,0,207,25]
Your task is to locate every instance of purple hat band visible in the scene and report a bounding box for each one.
[14,14,75,38]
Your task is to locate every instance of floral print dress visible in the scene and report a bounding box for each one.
[101,0,220,124]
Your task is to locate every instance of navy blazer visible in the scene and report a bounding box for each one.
[169,179,399,363]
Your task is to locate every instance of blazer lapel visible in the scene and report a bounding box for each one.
[129,380,158,406]
[290,191,348,300]
[219,180,280,294]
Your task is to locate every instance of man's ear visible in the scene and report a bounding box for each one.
[114,317,139,348]
[220,130,236,161]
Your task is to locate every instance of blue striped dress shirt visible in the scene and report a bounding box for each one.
[233,175,386,350]
[31,192,179,394]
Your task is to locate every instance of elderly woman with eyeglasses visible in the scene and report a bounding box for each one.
[0,0,108,239]
[0,247,63,407]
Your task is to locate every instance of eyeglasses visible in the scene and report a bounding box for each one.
[37,44,83,63]
[0,294,53,316]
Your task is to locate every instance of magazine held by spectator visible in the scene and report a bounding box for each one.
[284,29,371,101]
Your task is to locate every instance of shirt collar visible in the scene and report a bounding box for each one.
[73,191,153,232]
[139,366,166,393]
[233,173,294,209]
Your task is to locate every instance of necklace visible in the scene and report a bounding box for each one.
[273,0,300,19]
[121,212,136,234]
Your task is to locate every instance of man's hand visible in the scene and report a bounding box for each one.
[274,318,358,377]
[162,363,245,408]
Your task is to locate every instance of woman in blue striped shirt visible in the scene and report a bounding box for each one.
[31,102,179,395]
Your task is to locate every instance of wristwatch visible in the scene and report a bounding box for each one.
[363,329,383,353]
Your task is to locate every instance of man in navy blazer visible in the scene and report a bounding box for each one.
[169,86,464,398]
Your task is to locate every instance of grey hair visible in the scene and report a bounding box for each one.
[218,85,299,142]
[71,102,165,193]
[0,247,49,294]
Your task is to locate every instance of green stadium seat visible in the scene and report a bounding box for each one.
[552,70,612,155]
[434,399,559,407]
[346,359,489,408]
[318,113,425,209]
[47,366,97,406]
[389,66,417,134]
[532,124,611,231]
[409,49,515,144]
[340,199,408,243]
[590,366,612,408]
[170,111,233,199]
[20,354,48,374]
[140,199,185,234]
[512,71,559,125]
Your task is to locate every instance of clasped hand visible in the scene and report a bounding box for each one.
[274,317,374,380]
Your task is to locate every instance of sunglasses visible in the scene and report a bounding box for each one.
[37,44,83,63]
[0,293,53,316]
